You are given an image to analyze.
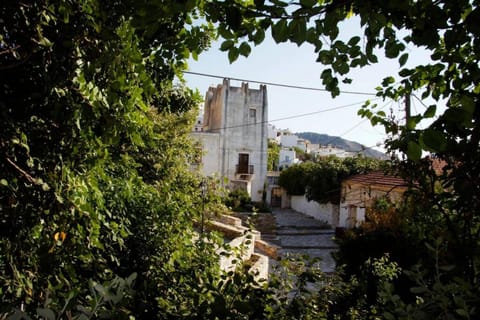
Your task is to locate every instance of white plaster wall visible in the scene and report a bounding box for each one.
[190,132,221,176]
[296,140,307,152]
[268,124,278,140]
[290,195,334,225]
[222,82,268,202]
[279,149,296,168]
[201,79,268,203]
[280,134,299,148]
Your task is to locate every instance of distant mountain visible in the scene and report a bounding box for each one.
[296,132,388,159]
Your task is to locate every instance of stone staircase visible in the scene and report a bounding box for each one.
[206,214,279,281]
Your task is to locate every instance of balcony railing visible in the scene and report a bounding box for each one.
[236,164,254,175]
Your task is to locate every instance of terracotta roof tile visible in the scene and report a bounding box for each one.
[344,171,409,188]
[430,158,448,175]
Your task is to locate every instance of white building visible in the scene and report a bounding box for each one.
[279,133,299,148]
[268,124,279,140]
[192,79,268,202]
[193,104,204,133]
[296,139,307,152]
[278,149,297,170]
[314,145,354,158]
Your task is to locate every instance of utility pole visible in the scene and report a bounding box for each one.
[405,93,411,128]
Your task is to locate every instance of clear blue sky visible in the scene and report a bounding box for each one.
[183,18,434,152]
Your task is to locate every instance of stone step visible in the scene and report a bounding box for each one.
[276,225,332,230]
[217,233,256,273]
[248,253,269,282]
[281,245,338,250]
[277,230,335,236]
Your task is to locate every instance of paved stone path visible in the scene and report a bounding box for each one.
[272,208,337,273]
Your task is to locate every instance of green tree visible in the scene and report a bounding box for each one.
[0,0,221,316]
[3,0,480,318]
[279,156,382,204]
[267,140,281,171]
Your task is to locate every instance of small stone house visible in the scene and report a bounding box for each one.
[339,171,409,228]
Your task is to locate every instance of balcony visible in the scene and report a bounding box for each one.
[236,164,254,175]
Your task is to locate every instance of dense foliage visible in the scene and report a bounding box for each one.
[0,0,221,317]
[2,0,480,318]
[278,156,383,204]
[267,140,280,171]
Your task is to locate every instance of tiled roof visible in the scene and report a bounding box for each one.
[344,171,409,188]
[430,158,448,175]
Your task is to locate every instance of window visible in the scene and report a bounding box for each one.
[249,108,256,118]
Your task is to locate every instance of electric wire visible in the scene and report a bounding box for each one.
[185,71,378,96]
[322,100,392,146]
[202,97,382,131]
[412,94,429,109]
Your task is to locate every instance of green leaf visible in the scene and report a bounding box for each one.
[421,129,447,152]
[424,105,436,118]
[347,36,361,46]
[399,68,413,77]
[272,19,288,43]
[228,47,239,63]
[333,40,349,53]
[0,179,7,186]
[333,61,349,75]
[460,95,475,114]
[289,19,307,46]
[252,29,265,45]
[317,50,334,64]
[407,141,422,160]
[399,53,409,67]
[300,0,317,8]
[410,286,428,294]
[220,40,235,51]
[306,27,318,44]
[218,26,234,39]
[37,308,56,320]
[456,309,469,317]
[367,52,378,63]
[407,115,421,130]
[38,36,53,48]
[381,76,395,86]
[238,42,251,57]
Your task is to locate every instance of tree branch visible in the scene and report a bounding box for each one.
[5,157,36,184]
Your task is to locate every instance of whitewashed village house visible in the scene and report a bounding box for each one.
[314,145,354,158]
[278,148,298,170]
[191,79,268,202]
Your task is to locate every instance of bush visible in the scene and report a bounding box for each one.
[225,189,252,211]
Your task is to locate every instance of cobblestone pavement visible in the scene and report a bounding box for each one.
[272,208,337,273]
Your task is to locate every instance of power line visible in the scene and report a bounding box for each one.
[323,100,392,146]
[203,98,381,131]
[411,94,431,110]
[185,71,378,96]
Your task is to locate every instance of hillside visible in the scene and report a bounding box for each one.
[296,132,388,159]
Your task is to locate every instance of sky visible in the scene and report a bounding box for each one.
[182,18,434,152]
